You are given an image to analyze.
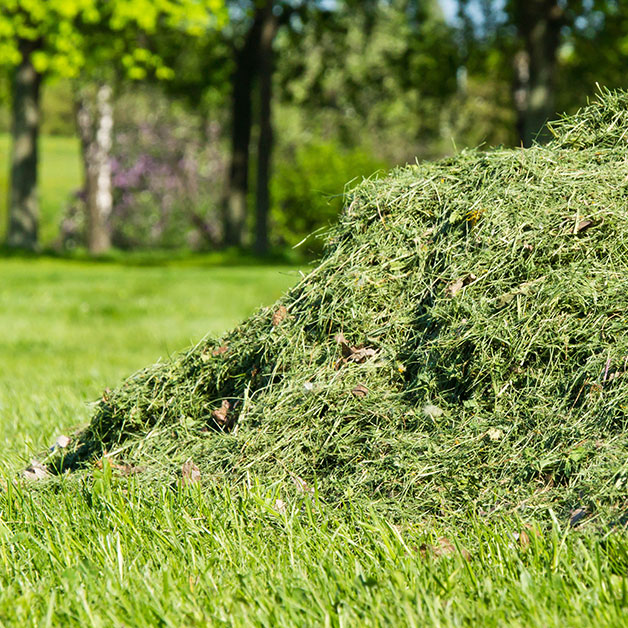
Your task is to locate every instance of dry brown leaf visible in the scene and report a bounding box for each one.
[433,537,456,557]
[447,278,464,297]
[447,273,477,297]
[335,333,378,366]
[518,529,530,550]
[335,332,353,357]
[211,400,231,428]
[351,384,369,398]
[119,464,143,476]
[575,219,593,234]
[212,345,229,357]
[348,347,377,363]
[94,457,143,476]
[272,305,288,326]
[181,460,201,486]
[419,537,470,560]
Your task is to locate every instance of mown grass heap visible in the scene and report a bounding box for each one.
[51,89,628,522]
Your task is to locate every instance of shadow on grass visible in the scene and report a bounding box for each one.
[0,245,310,268]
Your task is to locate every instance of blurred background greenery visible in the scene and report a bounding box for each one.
[1,0,628,259]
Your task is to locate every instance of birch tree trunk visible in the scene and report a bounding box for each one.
[6,38,42,250]
[76,83,114,255]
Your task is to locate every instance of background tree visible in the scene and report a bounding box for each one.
[0,1,85,250]
[5,0,628,257]
[457,0,628,146]
[221,0,303,251]
[509,0,565,146]
[0,0,226,252]
[6,35,41,249]
[253,0,279,255]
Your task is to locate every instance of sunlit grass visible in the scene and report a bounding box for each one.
[0,258,298,469]
[0,259,626,626]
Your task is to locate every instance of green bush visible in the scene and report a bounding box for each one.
[271,141,387,256]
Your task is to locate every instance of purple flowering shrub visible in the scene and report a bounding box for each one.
[61,89,227,250]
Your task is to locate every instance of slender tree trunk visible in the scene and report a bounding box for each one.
[223,13,263,247]
[76,83,114,254]
[254,3,279,256]
[513,0,563,147]
[6,38,42,250]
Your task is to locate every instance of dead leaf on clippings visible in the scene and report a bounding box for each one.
[335,332,352,356]
[351,384,369,398]
[212,345,229,357]
[211,400,232,428]
[575,220,593,234]
[432,537,456,557]
[181,460,201,486]
[518,529,531,550]
[496,277,545,307]
[334,333,378,367]
[94,457,143,476]
[570,507,587,527]
[446,273,477,297]
[420,537,470,560]
[348,347,377,363]
[272,305,288,326]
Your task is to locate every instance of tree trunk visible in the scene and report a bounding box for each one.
[254,3,279,256]
[513,0,563,147]
[223,12,263,247]
[6,38,42,251]
[76,83,114,255]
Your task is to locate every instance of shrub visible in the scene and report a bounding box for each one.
[271,141,387,256]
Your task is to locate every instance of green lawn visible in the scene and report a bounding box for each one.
[0,134,82,245]
[0,260,627,626]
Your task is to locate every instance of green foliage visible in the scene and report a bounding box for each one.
[277,0,461,163]
[0,0,228,79]
[271,141,387,255]
[40,79,76,135]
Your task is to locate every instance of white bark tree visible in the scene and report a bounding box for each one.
[76,83,114,254]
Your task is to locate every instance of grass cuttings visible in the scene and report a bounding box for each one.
[48,89,628,524]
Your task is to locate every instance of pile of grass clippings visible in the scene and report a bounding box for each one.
[47,89,628,524]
